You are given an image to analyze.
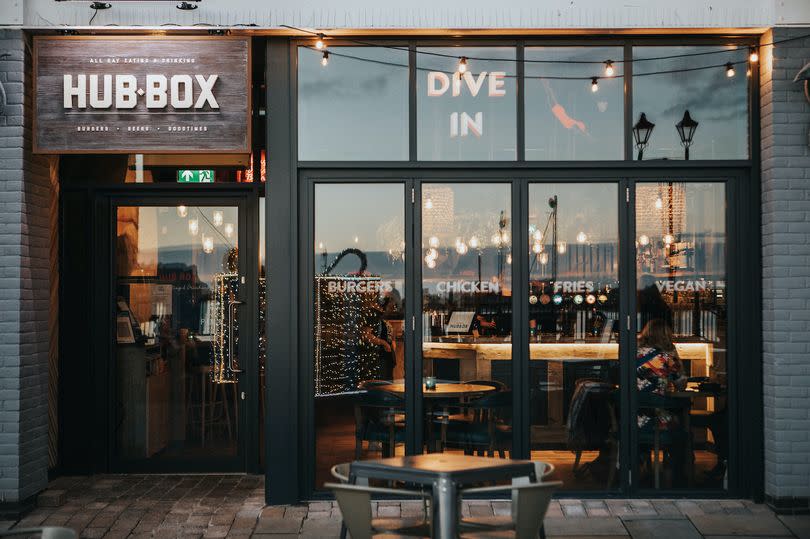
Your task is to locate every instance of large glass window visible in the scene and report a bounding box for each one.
[114,205,240,464]
[632,46,749,160]
[417,48,517,161]
[635,182,727,490]
[298,47,409,161]
[313,184,406,488]
[528,183,621,490]
[525,47,624,160]
[421,183,513,456]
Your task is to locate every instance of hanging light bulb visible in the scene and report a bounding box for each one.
[540,252,549,265]
[321,51,329,67]
[604,60,615,77]
[469,236,480,249]
[532,242,543,254]
[224,223,234,238]
[427,248,438,259]
[177,205,188,218]
[353,235,359,244]
[501,232,510,245]
[638,234,650,246]
[664,233,674,245]
[576,231,588,244]
[533,230,543,242]
[455,240,468,255]
[426,258,436,269]
[188,218,199,236]
[315,33,325,50]
[558,241,567,254]
[202,235,214,254]
[749,46,759,63]
[458,56,468,74]
[425,197,433,210]
[318,241,324,250]
[213,210,223,227]
[725,62,735,78]
[654,197,663,210]
[591,77,599,93]
[428,235,439,248]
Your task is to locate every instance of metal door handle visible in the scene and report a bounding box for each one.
[228,299,245,373]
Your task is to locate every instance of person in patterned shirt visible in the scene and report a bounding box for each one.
[636,319,688,431]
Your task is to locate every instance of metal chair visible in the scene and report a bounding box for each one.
[325,482,431,539]
[458,481,562,539]
[331,463,431,539]
[0,528,77,539]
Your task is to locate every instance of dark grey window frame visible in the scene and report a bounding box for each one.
[265,35,763,504]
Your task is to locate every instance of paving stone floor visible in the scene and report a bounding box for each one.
[6,475,810,538]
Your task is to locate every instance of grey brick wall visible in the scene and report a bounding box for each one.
[0,29,52,505]
[761,27,810,508]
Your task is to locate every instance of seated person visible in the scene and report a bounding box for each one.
[636,319,689,486]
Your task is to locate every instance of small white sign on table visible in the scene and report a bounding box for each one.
[446,311,475,333]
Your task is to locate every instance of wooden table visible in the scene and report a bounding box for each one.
[349,454,536,539]
[382,382,497,398]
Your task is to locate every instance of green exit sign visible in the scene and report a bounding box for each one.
[177,170,215,183]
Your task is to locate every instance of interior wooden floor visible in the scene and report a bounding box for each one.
[315,396,724,492]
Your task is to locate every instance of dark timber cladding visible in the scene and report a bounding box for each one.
[33,36,251,154]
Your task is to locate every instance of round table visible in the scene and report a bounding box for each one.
[382,382,497,398]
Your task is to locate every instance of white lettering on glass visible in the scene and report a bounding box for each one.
[428,72,450,96]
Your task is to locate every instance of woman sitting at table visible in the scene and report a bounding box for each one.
[637,319,689,485]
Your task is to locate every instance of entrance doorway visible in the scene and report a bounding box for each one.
[111,195,258,471]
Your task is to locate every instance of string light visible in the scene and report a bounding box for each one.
[428,235,439,248]
[469,235,480,249]
[188,218,199,236]
[639,234,650,246]
[224,223,234,238]
[202,235,214,254]
[458,56,468,74]
[213,210,224,227]
[577,231,588,244]
[604,60,615,77]
[315,33,325,50]
[654,197,663,210]
[591,77,599,92]
[726,62,735,77]
[177,205,188,218]
[321,51,329,66]
[532,242,543,254]
[425,197,433,210]
[558,241,567,254]
[749,46,759,63]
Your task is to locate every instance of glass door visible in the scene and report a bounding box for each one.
[526,182,622,491]
[112,197,253,470]
[309,182,407,489]
[633,181,728,491]
[419,182,514,457]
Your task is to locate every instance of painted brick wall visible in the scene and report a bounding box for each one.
[0,29,52,504]
[761,27,810,509]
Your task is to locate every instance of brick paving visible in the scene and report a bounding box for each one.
[4,475,809,538]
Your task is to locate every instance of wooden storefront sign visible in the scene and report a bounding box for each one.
[33,36,251,154]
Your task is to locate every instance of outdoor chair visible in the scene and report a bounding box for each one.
[0,528,77,539]
[458,480,562,539]
[325,482,431,539]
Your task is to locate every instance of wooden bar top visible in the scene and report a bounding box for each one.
[421,341,712,361]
